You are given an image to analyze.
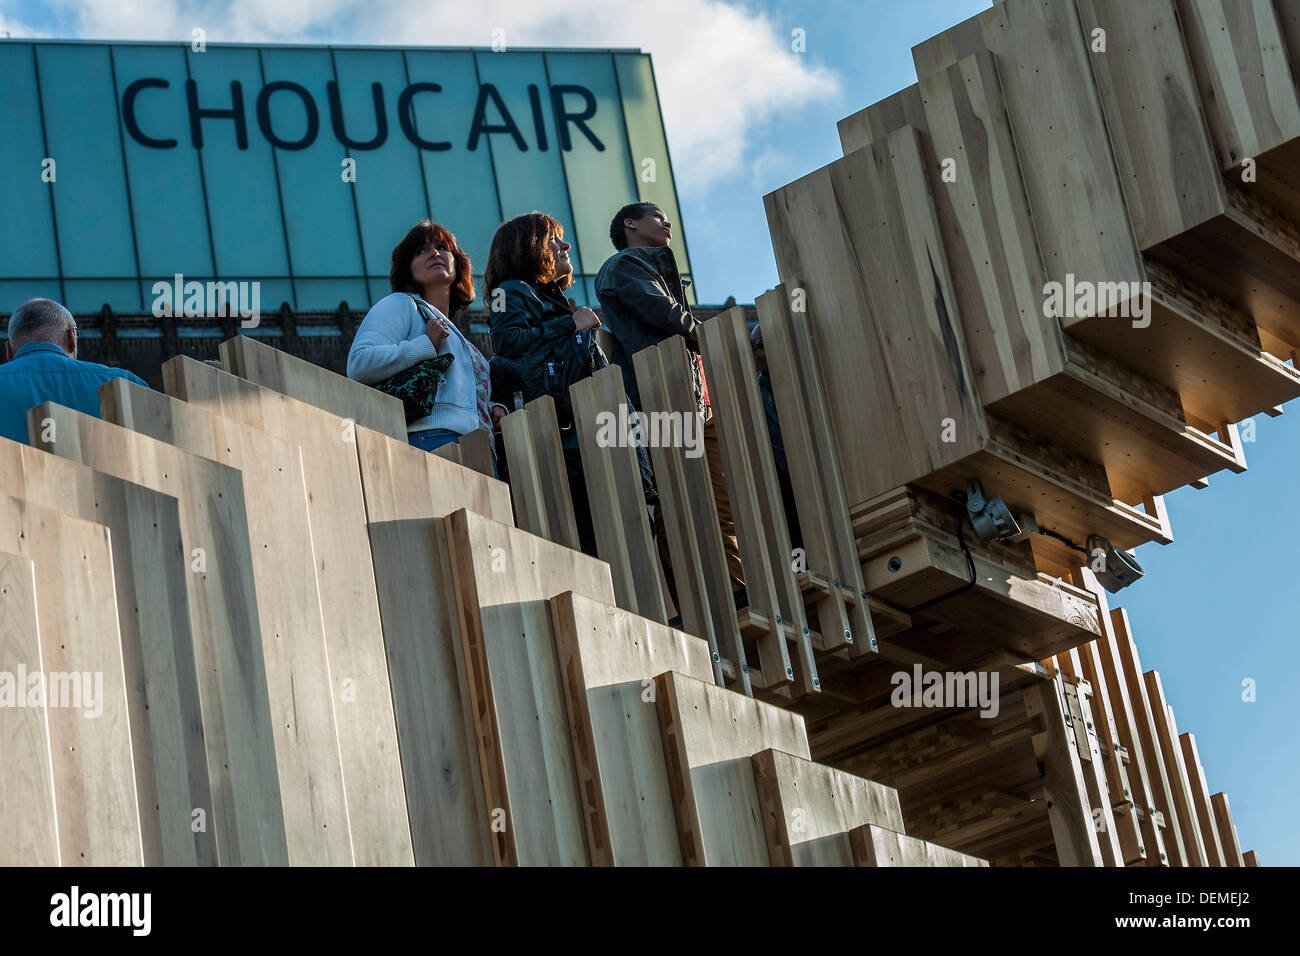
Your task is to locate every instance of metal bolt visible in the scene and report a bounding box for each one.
[833,579,840,588]
[844,629,852,640]
[711,651,720,662]
[887,557,902,572]
[869,638,878,650]
[775,615,782,625]
[785,666,794,678]
[859,589,867,598]
[813,677,821,690]
[741,662,749,672]
[802,625,809,635]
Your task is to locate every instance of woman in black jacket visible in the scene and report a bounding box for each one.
[484,212,653,557]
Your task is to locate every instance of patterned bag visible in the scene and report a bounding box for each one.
[374,296,455,423]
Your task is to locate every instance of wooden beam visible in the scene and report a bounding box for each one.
[1180,732,1227,866]
[1023,677,1104,866]
[1144,672,1210,866]
[1211,792,1246,866]
[501,396,580,551]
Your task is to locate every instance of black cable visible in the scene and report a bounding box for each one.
[1037,526,1089,555]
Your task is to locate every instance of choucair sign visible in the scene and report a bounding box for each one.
[121,76,608,153]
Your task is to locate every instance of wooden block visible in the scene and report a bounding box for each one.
[913,0,1146,328]
[500,396,580,550]
[757,282,877,657]
[352,424,512,864]
[655,669,810,865]
[1243,849,1261,866]
[570,365,669,622]
[1075,0,1228,249]
[30,403,287,865]
[751,747,904,866]
[633,337,748,691]
[837,83,927,153]
[916,50,1066,404]
[1180,731,1226,865]
[849,824,988,867]
[366,518,492,865]
[1211,792,1245,865]
[0,552,58,866]
[445,509,616,866]
[0,439,211,866]
[549,590,714,865]
[100,379,352,865]
[456,427,496,478]
[1144,672,1209,866]
[764,127,988,507]
[1023,677,1104,866]
[1176,0,1300,172]
[699,307,816,693]
[219,333,407,440]
[355,423,512,525]
[0,496,142,865]
[162,354,414,865]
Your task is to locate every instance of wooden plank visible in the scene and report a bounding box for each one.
[457,428,496,478]
[355,423,511,526]
[549,590,714,866]
[0,552,58,866]
[0,495,142,865]
[751,747,905,866]
[445,508,616,866]
[836,83,927,153]
[1180,731,1227,865]
[0,439,211,867]
[849,824,988,867]
[757,282,877,657]
[99,378,353,865]
[1243,849,1261,866]
[633,337,748,691]
[1109,609,1189,866]
[500,397,580,550]
[30,403,288,865]
[700,307,815,693]
[569,365,668,621]
[1076,0,1228,249]
[913,0,1146,331]
[1176,0,1300,172]
[655,669,810,866]
[1144,671,1209,866]
[219,333,407,440]
[764,126,988,506]
[1023,677,1104,865]
[1211,792,1246,865]
[352,423,510,865]
[916,50,1065,404]
[162,354,414,865]
[366,518,492,865]
[1055,652,1123,867]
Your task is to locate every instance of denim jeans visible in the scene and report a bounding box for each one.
[408,427,460,453]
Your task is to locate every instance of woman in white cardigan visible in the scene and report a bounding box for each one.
[347,220,507,455]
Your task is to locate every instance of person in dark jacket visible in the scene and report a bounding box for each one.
[596,202,743,597]
[485,212,654,557]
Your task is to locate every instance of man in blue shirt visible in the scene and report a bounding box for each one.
[1,298,148,444]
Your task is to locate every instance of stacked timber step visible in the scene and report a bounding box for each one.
[0,334,977,867]
[729,0,1286,865]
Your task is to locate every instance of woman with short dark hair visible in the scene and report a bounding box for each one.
[348,220,507,454]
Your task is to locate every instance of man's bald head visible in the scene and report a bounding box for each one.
[6,298,76,360]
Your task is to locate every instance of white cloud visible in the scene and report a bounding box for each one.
[26,0,840,190]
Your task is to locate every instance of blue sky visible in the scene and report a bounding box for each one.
[5,0,1294,865]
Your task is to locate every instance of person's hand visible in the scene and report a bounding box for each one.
[491,404,509,431]
[425,314,450,348]
[572,306,601,331]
